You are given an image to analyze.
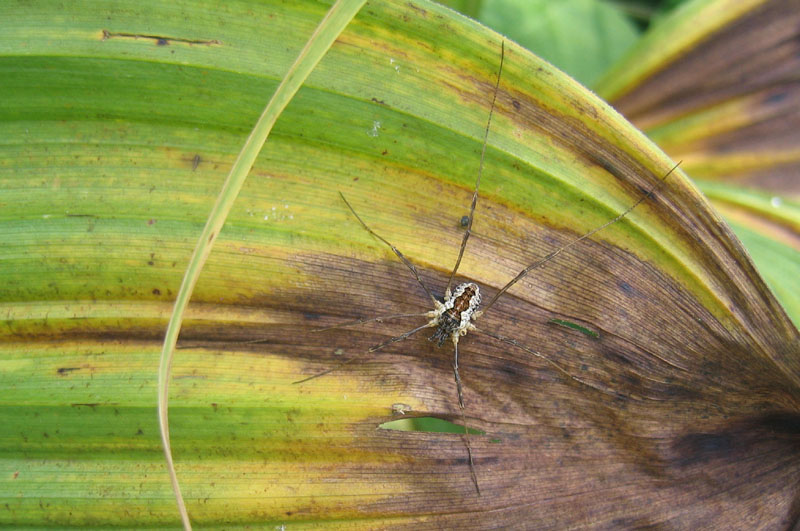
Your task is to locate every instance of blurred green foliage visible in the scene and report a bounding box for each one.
[438,0,691,87]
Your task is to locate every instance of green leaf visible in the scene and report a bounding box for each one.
[153,0,367,526]
[548,318,601,338]
[479,0,640,87]
[379,417,484,435]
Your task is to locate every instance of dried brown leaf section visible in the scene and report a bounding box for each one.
[605,0,800,194]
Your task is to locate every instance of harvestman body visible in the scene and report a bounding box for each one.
[310,42,677,494]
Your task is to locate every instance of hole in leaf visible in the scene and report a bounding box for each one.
[379,417,484,435]
[549,318,600,339]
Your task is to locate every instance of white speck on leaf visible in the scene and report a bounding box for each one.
[367,120,381,138]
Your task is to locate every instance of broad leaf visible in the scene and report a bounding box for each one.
[1,0,798,527]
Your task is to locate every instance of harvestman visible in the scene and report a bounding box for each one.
[304,42,678,494]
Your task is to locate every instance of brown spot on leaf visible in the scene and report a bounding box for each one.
[101,30,221,46]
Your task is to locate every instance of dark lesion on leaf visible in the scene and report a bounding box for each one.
[670,412,800,468]
[101,30,221,46]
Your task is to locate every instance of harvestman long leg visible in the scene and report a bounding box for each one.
[312,312,429,333]
[295,191,444,384]
[444,43,505,299]
[476,162,681,317]
[339,192,439,305]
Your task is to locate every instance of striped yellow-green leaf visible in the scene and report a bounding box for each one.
[154,1,366,526]
[2,0,798,527]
